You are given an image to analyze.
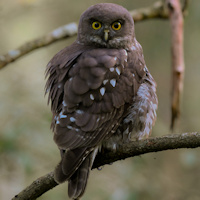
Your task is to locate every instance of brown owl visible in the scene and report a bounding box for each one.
[45,3,158,200]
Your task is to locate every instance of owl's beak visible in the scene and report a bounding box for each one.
[104,30,109,42]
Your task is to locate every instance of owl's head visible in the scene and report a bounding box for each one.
[77,3,135,49]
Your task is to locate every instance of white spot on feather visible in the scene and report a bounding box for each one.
[114,57,117,61]
[103,79,108,85]
[124,49,128,56]
[90,94,94,100]
[55,116,60,124]
[110,67,115,72]
[115,67,121,75]
[59,111,67,119]
[139,116,146,122]
[76,110,84,114]
[110,79,116,87]
[100,87,106,96]
[70,117,76,122]
[138,107,144,113]
[131,45,136,51]
[60,114,67,119]
[67,125,73,130]
[62,100,67,107]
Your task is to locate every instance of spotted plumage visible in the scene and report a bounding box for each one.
[45,3,157,200]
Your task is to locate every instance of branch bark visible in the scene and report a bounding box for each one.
[0,1,169,70]
[12,132,200,200]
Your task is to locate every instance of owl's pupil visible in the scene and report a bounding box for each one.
[114,24,119,29]
[95,23,99,28]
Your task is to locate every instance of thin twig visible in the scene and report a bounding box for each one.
[12,132,200,200]
[0,23,78,70]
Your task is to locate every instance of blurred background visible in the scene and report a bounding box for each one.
[0,0,200,199]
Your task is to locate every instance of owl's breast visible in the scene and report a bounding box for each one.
[65,48,138,113]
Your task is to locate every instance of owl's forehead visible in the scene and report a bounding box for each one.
[80,3,132,23]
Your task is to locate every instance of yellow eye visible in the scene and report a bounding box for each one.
[112,22,122,30]
[92,21,102,30]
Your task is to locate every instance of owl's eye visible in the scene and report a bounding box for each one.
[92,21,102,30]
[112,22,122,30]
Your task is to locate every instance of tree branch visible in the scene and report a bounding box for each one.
[12,132,200,200]
[0,23,78,70]
[0,1,169,70]
[166,0,185,129]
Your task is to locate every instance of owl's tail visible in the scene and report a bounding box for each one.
[68,156,91,199]
[54,147,98,200]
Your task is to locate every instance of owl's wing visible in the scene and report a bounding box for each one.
[45,42,93,116]
[45,43,98,177]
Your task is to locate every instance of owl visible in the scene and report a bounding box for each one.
[45,3,157,200]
